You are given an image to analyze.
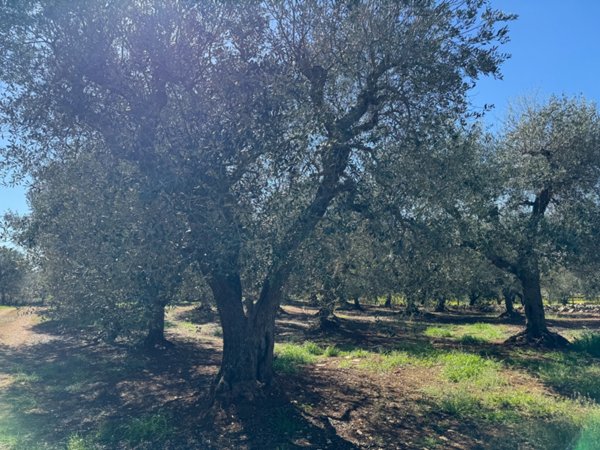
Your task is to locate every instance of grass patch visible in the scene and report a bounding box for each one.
[67,433,92,450]
[324,345,340,357]
[97,412,173,446]
[438,352,503,386]
[336,342,437,372]
[458,323,507,341]
[423,323,510,343]
[507,350,600,402]
[573,333,600,358]
[424,326,454,338]
[423,348,600,450]
[575,412,600,450]
[274,342,323,374]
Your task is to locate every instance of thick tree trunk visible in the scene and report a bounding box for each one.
[384,293,392,308]
[405,295,420,315]
[209,273,279,403]
[215,312,275,402]
[503,290,515,315]
[143,301,171,349]
[506,266,568,347]
[435,296,446,312]
[499,287,523,321]
[468,291,480,307]
[519,271,547,336]
[353,297,364,311]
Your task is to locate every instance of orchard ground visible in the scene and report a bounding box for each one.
[0,302,599,450]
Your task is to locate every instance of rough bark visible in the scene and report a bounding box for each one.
[210,273,278,403]
[143,301,172,349]
[498,287,522,320]
[505,267,568,347]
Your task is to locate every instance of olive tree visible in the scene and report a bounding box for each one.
[0,246,27,304]
[12,151,187,345]
[0,0,512,400]
[446,98,600,345]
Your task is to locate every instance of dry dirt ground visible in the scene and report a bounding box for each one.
[0,303,599,449]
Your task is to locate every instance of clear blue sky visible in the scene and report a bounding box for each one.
[1,0,600,219]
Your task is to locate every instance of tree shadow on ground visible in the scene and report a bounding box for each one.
[0,318,363,449]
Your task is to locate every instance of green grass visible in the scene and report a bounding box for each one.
[575,412,600,450]
[423,323,510,343]
[422,347,600,450]
[506,350,600,402]
[96,412,173,446]
[323,345,340,357]
[273,342,324,374]
[438,352,503,385]
[66,434,91,450]
[424,326,454,338]
[573,332,600,358]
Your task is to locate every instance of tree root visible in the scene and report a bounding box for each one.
[505,329,570,348]
[310,314,340,333]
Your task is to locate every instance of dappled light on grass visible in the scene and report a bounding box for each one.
[2,305,600,448]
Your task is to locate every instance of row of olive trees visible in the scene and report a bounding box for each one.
[1,0,559,403]
[286,96,600,345]
[0,245,30,305]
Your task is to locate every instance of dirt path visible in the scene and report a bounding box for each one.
[0,307,54,347]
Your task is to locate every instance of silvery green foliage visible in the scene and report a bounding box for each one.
[0,245,27,304]
[0,1,514,371]
[22,151,188,340]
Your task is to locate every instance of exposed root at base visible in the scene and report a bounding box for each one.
[310,315,341,333]
[505,329,570,348]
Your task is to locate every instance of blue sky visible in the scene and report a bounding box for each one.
[1,0,600,219]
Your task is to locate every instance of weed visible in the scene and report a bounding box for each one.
[67,433,91,450]
[424,326,454,338]
[11,372,40,384]
[324,345,340,357]
[459,335,486,345]
[97,412,173,446]
[573,333,600,358]
[274,342,321,374]
[439,352,502,385]
[303,342,324,356]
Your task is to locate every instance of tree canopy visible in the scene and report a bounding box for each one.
[1,0,515,400]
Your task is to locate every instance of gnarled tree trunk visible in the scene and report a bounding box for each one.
[506,265,568,347]
[210,273,278,402]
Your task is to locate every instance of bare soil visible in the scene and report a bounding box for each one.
[0,303,598,449]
